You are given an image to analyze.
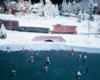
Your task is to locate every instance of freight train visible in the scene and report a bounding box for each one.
[0,19,77,34]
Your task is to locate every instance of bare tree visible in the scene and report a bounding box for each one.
[87,21,93,38]
[96,18,100,33]
[3,1,9,9]
[98,25,100,33]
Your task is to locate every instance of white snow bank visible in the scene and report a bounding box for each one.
[0,30,100,54]
[0,43,100,54]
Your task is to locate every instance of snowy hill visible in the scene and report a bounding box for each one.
[0,13,100,53]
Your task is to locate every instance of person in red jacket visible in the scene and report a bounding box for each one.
[71,49,74,55]
[22,47,24,52]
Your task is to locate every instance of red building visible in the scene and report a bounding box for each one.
[0,8,4,14]
[52,24,77,34]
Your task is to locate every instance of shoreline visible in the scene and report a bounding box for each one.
[0,43,100,54]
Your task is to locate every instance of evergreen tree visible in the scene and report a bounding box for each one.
[77,10,82,23]
[41,0,44,6]
[72,1,76,13]
[61,0,67,13]
[59,3,62,10]
[82,11,85,21]
[75,4,81,15]
[88,0,94,21]
[0,24,7,39]
[66,2,72,17]
[55,4,59,16]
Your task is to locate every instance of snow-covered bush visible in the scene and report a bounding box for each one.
[88,0,94,21]
[14,12,19,17]
[0,24,7,39]
[5,12,9,14]
[77,11,82,23]
[82,11,85,21]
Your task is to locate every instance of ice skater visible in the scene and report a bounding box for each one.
[44,66,48,72]
[30,56,34,63]
[84,55,87,61]
[11,69,16,76]
[35,51,43,56]
[31,49,33,54]
[84,67,90,72]
[7,47,9,52]
[79,54,81,61]
[22,47,24,52]
[77,70,82,79]
[46,57,50,64]
[71,48,74,55]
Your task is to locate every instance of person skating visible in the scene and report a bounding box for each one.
[84,55,87,61]
[30,56,34,63]
[22,47,24,52]
[31,49,33,54]
[46,57,50,64]
[44,66,48,72]
[35,51,43,56]
[71,49,74,55]
[77,70,82,79]
[7,47,9,52]
[79,54,81,61]
[11,69,16,76]
[84,67,90,72]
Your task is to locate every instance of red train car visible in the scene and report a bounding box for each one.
[52,24,77,34]
[0,19,19,30]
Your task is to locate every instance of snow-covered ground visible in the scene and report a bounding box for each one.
[0,13,100,53]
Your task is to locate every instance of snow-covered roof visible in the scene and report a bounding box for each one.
[53,24,77,27]
[33,3,42,8]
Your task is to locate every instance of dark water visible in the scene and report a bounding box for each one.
[0,50,100,80]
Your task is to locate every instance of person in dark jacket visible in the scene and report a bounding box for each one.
[84,67,90,72]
